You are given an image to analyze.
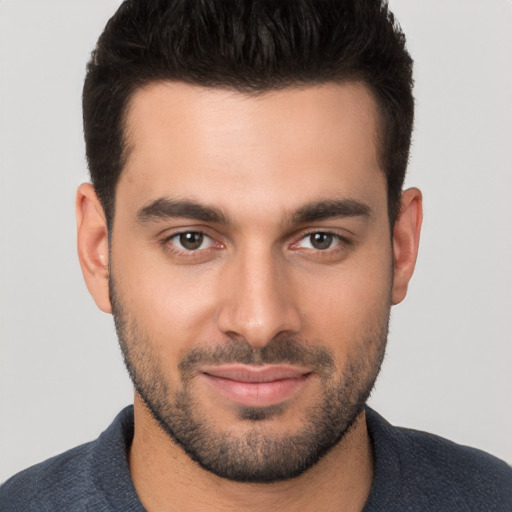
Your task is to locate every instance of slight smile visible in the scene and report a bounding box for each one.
[199,365,312,408]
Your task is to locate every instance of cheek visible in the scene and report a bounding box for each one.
[112,224,392,367]
[111,244,222,361]
[295,249,392,352]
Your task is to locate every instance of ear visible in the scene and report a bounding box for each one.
[391,187,423,305]
[76,183,112,313]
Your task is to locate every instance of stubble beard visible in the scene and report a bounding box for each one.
[110,277,389,483]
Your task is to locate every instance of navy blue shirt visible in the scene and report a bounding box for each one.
[1,406,511,511]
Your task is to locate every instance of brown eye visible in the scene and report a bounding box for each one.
[309,232,334,250]
[162,230,218,257]
[178,232,205,250]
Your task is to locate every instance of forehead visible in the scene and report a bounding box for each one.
[119,81,385,220]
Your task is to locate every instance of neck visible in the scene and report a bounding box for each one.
[129,395,374,512]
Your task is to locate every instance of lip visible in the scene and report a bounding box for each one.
[199,364,312,408]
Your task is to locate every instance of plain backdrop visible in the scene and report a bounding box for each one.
[0,0,511,482]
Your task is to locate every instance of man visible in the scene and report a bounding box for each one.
[1,0,511,510]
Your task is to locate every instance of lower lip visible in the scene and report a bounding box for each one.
[201,374,309,408]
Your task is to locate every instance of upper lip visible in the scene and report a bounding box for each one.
[201,364,311,383]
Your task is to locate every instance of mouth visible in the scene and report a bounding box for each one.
[199,364,312,408]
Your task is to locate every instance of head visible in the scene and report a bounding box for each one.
[77,0,422,484]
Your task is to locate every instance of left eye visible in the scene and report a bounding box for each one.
[296,232,342,251]
[169,232,213,251]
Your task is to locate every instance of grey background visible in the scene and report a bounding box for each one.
[1,0,511,481]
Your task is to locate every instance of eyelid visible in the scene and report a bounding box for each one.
[295,228,350,242]
[160,228,222,256]
[159,224,218,243]
[171,231,213,250]
[158,226,353,258]
[289,229,353,252]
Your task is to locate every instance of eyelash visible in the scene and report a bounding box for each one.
[160,229,352,259]
[293,230,352,252]
[160,231,220,256]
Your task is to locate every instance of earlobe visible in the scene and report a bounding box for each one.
[76,183,112,313]
[391,187,423,305]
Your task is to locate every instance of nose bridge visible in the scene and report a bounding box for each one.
[216,243,301,347]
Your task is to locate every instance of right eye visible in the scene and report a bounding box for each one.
[166,231,214,252]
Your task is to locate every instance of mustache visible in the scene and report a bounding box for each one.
[178,337,335,377]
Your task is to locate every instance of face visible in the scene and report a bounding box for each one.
[108,82,394,482]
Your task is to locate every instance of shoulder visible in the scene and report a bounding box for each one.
[0,406,138,512]
[0,441,99,511]
[365,407,512,511]
[398,424,512,500]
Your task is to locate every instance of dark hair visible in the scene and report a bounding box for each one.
[83,0,414,226]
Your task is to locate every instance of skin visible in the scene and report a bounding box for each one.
[76,81,422,511]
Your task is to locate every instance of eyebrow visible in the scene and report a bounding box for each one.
[137,198,228,225]
[291,199,372,224]
[136,196,372,226]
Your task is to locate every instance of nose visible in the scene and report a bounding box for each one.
[216,248,302,348]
